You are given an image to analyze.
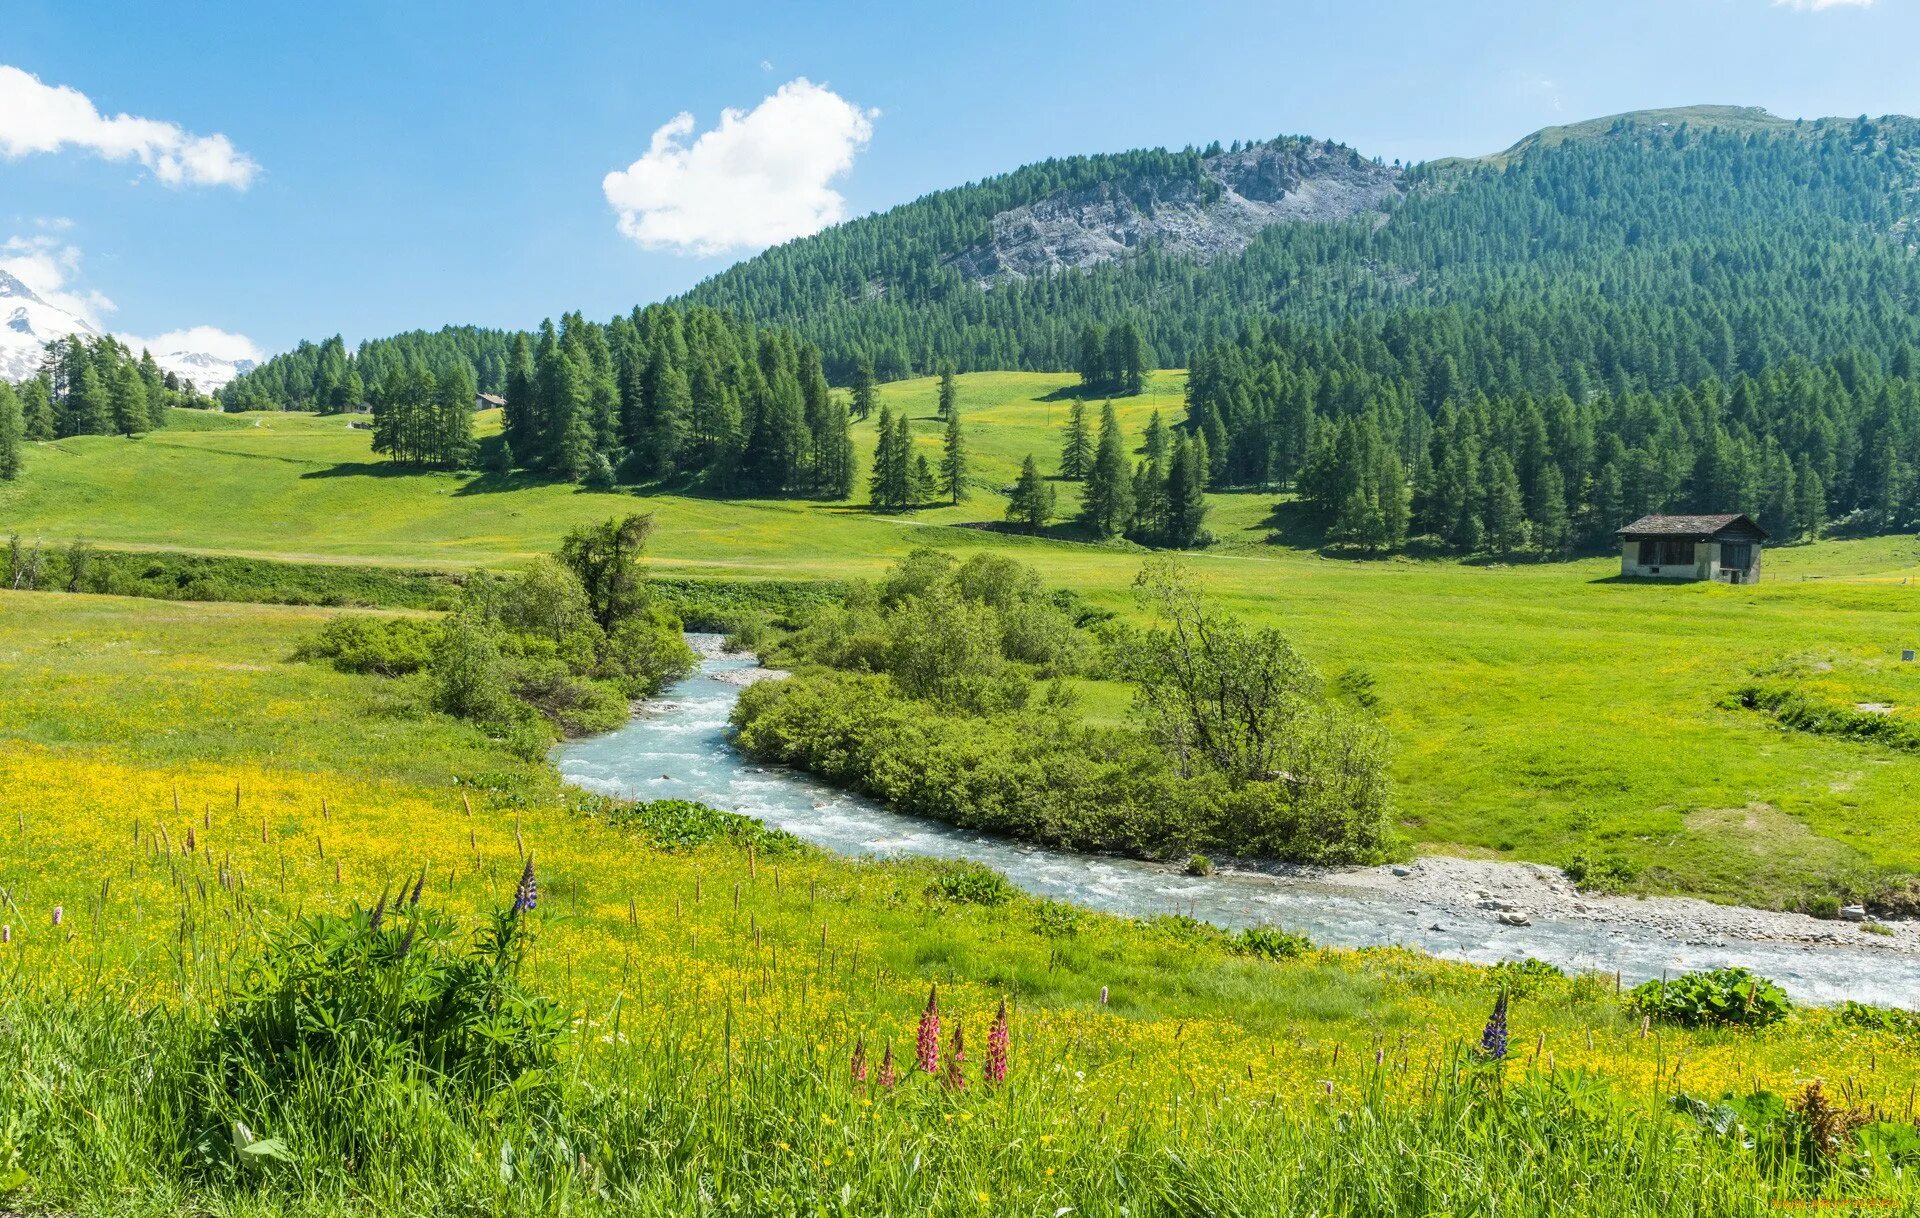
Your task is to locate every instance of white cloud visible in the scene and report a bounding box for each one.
[0,230,113,327]
[120,324,262,363]
[1774,0,1872,9]
[0,64,258,189]
[603,78,877,256]
[0,226,262,371]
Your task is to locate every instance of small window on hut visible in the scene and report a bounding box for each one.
[1639,538,1694,566]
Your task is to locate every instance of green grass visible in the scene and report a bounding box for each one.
[9,371,1920,904]
[4,589,1919,1215]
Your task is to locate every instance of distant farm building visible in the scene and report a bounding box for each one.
[475,392,507,412]
[1617,514,1768,584]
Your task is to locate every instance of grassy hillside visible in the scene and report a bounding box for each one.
[8,373,1920,904]
[3,588,1916,1213]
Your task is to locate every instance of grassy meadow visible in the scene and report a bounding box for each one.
[3,588,1920,1213]
[5,371,1920,905]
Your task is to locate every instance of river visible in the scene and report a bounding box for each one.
[556,636,1920,1007]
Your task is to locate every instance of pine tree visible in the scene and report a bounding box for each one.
[940,405,968,503]
[1006,454,1055,532]
[1059,400,1092,480]
[1106,322,1147,395]
[911,453,937,506]
[1078,324,1108,392]
[109,359,148,436]
[20,378,52,442]
[1143,410,1169,466]
[1532,464,1571,556]
[850,358,877,421]
[1081,402,1136,538]
[869,406,905,509]
[1164,432,1209,548]
[435,364,478,468]
[502,333,536,465]
[936,365,957,419]
[1795,456,1827,539]
[0,381,22,480]
[649,359,692,479]
[70,361,109,436]
[1484,452,1530,557]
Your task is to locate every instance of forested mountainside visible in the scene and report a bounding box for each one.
[677,107,1920,381]
[203,106,1920,554]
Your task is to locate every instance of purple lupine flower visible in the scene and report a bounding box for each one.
[943,1026,967,1092]
[2,924,10,944]
[851,1036,869,1084]
[1479,990,1510,1061]
[50,905,62,928]
[916,984,941,1073]
[409,868,426,908]
[1099,985,1109,1006]
[985,999,1009,1086]
[512,854,539,916]
[877,1044,899,1090]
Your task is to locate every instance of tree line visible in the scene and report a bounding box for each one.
[1187,299,1920,553]
[219,326,515,413]
[0,336,223,482]
[499,305,853,497]
[678,117,1920,387]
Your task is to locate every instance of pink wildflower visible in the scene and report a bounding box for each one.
[943,1026,967,1092]
[851,1036,869,1084]
[50,905,62,927]
[986,999,1010,1085]
[1099,985,1109,1005]
[877,1044,899,1089]
[916,984,941,1073]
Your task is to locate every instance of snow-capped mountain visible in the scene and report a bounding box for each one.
[0,269,259,392]
[151,348,257,393]
[0,267,97,383]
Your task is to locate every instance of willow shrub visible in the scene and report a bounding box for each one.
[733,668,1394,863]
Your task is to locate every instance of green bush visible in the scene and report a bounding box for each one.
[1029,899,1086,938]
[1147,913,1231,949]
[1563,847,1640,894]
[1232,925,1311,960]
[1185,853,1215,876]
[1489,957,1565,997]
[198,894,565,1176]
[1806,894,1843,920]
[603,798,806,855]
[1628,967,1791,1028]
[1836,1000,1920,1039]
[924,860,1017,906]
[293,615,442,676]
[733,669,1394,864]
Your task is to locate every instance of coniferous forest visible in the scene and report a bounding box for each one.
[208,111,1920,549]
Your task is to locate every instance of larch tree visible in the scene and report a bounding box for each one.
[1006,454,1055,531]
[940,405,968,503]
[1059,399,1092,480]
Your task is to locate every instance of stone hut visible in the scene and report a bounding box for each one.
[1617,514,1768,584]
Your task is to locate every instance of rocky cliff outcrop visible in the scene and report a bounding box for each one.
[945,138,1402,285]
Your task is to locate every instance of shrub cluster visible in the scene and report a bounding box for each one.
[735,549,1395,865]
[3,538,461,609]
[298,515,694,755]
[1628,966,1792,1028]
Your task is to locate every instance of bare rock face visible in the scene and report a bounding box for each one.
[945,139,1403,286]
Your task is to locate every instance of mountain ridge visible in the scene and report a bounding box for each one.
[0,270,256,391]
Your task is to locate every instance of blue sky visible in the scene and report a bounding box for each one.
[1,0,1913,362]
